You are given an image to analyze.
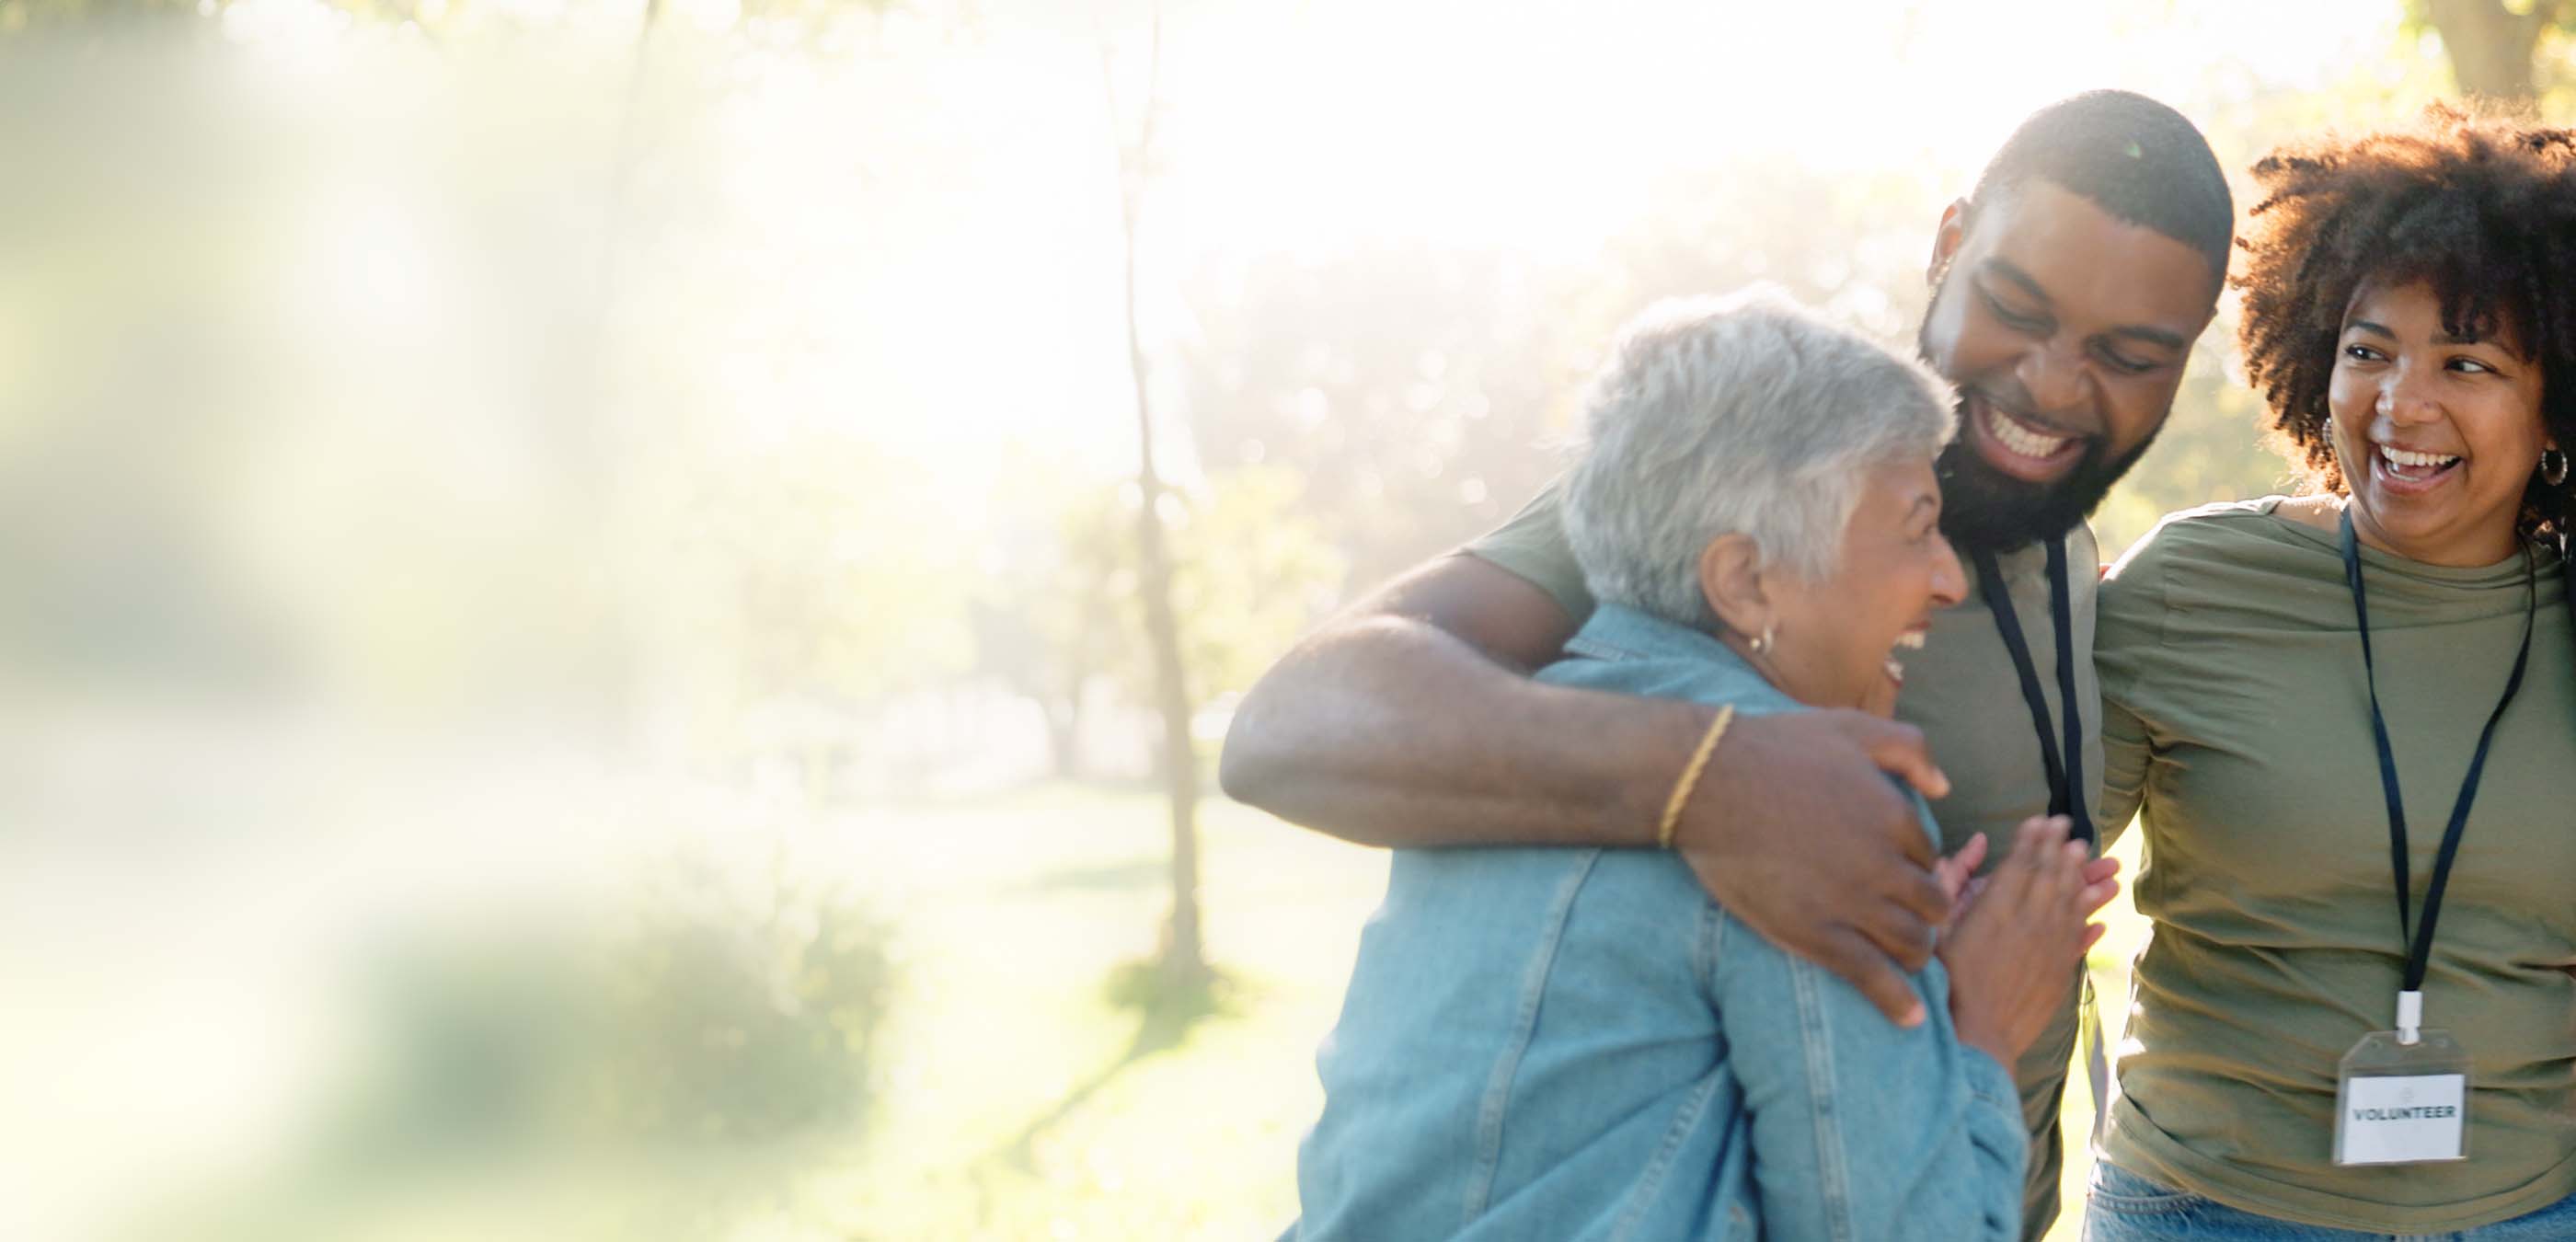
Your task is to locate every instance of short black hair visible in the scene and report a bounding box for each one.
[2237,104,2576,535]
[1969,89,2234,282]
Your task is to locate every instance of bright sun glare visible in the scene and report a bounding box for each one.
[0,2,2444,1236]
[861,0,2380,491]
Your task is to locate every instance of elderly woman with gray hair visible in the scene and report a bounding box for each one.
[1287,292,2117,1242]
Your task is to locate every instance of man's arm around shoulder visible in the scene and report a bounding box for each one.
[1220,552,1694,850]
[1219,549,1959,1025]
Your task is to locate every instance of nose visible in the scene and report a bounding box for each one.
[1926,533,1968,611]
[2014,335,2091,419]
[2377,362,2442,426]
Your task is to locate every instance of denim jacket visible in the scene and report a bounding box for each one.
[1290,604,2027,1242]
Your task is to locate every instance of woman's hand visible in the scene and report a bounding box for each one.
[1936,815,2120,1067]
[1933,827,2115,928]
[1931,832,1988,909]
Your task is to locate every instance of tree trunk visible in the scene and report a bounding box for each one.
[1134,487,1206,985]
[1041,689,1084,780]
[1105,14,1207,987]
[2424,0,2561,101]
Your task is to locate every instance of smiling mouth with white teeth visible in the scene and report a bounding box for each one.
[2375,442,2463,484]
[1967,394,2092,483]
[1884,627,1926,684]
[1985,404,2074,458]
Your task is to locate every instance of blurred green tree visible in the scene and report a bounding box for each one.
[972,466,1344,775]
[672,437,967,705]
[626,422,972,795]
[972,480,1126,779]
[266,843,900,1242]
[1165,466,1349,700]
[1172,162,1992,588]
[1104,8,1212,987]
[1178,242,1571,588]
[2092,316,2294,558]
[2409,0,2574,99]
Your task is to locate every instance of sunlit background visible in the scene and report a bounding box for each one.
[3,1,2566,1238]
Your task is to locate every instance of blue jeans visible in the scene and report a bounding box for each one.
[2083,1162,2576,1242]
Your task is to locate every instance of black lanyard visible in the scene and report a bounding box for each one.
[1970,537,2094,845]
[2340,510,2536,995]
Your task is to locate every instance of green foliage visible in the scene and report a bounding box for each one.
[2095,307,2301,559]
[972,467,1129,774]
[1100,950,1233,1030]
[2397,2,2576,49]
[1179,243,1574,587]
[332,850,897,1165]
[2399,0,2576,101]
[1165,465,1350,699]
[591,852,897,1144]
[1168,164,1964,593]
[975,463,1345,727]
[1584,163,1948,350]
[657,430,972,711]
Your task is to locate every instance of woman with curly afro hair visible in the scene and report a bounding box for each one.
[2085,107,2576,1241]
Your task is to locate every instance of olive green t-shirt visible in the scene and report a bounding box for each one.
[2096,498,2576,1232]
[1467,481,2102,1241]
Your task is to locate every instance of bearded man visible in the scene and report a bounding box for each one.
[1223,89,2235,1240]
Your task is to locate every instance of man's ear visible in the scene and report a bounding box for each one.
[1696,534,1771,640]
[1927,197,1971,290]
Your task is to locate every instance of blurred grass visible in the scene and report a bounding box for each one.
[821,784,1387,1240]
[838,782,2147,1241]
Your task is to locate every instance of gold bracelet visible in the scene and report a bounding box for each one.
[1657,705,1734,850]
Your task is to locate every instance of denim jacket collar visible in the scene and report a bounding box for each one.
[1557,603,1813,717]
[1561,602,1750,669]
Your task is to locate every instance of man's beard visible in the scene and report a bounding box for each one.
[1931,421,2156,556]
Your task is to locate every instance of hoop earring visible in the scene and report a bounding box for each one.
[1750,624,1775,655]
[2544,447,2570,488]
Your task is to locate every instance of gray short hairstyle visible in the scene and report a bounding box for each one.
[1562,289,1957,628]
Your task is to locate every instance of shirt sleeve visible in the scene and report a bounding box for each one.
[2093,530,2172,839]
[1462,480,1596,624]
[1713,908,2028,1242]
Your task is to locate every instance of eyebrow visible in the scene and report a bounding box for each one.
[2106,324,2191,352]
[2347,318,2497,347]
[1979,259,2051,306]
[1982,258,2191,353]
